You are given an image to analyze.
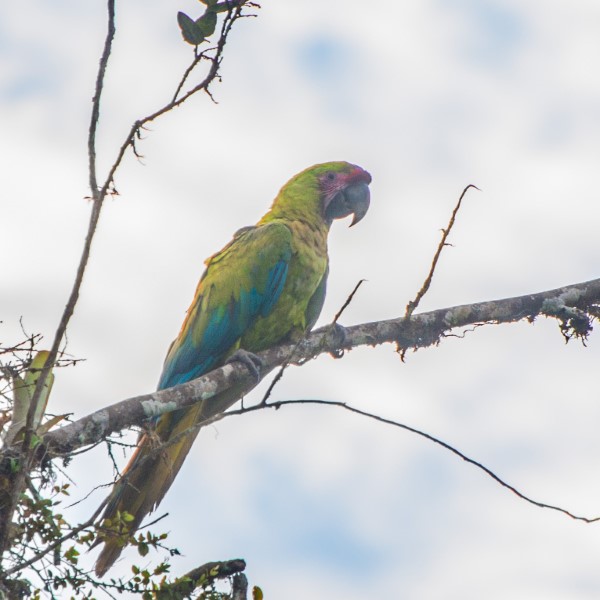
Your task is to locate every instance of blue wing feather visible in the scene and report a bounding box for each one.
[158,232,290,390]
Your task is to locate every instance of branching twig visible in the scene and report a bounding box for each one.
[405,184,479,318]
[0,0,118,558]
[97,2,246,213]
[172,50,206,103]
[99,386,600,544]
[230,397,600,524]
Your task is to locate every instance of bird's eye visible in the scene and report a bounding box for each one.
[326,172,336,181]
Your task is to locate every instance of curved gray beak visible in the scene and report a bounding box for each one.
[346,182,371,226]
[324,181,371,226]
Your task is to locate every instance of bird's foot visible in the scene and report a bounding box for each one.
[226,349,264,381]
[329,322,348,358]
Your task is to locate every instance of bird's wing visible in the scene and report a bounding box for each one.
[158,221,292,389]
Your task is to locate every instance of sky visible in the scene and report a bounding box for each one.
[2,0,600,598]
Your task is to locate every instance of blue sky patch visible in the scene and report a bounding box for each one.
[295,35,352,82]
[440,0,526,68]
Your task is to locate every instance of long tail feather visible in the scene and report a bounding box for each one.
[93,403,203,576]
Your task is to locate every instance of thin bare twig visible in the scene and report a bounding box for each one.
[172,51,206,103]
[259,363,288,406]
[233,397,600,524]
[100,2,246,204]
[121,391,599,525]
[405,184,480,318]
[333,279,366,324]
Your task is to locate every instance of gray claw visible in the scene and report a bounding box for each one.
[329,323,348,358]
[332,322,348,345]
[226,349,264,381]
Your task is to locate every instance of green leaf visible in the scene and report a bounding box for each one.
[196,11,217,37]
[213,1,244,13]
[121,511,135,523]
[28,433,42,449]
[253,586,264,600]
[199,0,218,5]
[64,546,80,564]
[177,11,205,45]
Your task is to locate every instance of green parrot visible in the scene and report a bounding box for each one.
[94,161,371,576]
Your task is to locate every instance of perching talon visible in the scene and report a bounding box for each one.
[226,349,265,381]
[329,322,348,358]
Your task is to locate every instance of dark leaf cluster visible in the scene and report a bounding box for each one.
[178,0,248,46]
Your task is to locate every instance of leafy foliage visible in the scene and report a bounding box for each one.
[178,1,248,46]
[1,476,249,598]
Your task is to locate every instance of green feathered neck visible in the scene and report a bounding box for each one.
[260,161,352,228]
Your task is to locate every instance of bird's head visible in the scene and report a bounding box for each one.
[317,162,371,227]
[266,161,371,228]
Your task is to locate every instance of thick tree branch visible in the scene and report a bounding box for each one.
[38,276,600,457]
[155,559,246,599]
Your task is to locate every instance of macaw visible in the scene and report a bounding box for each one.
[94,161,371,576]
